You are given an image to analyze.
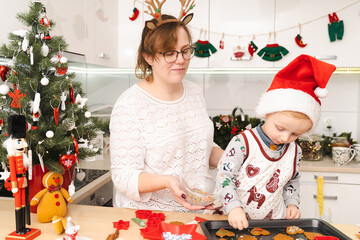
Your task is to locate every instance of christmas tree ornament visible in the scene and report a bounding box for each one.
[46,130,54,138]
[215,122,222,129]
[328,12,344,42]
[74,94,88,109]
[60,56,67,64]
[295,24,307,48]
[72,135,79,156]
[42,31,52,40]
[8,84,26,108]
[69,84,75,103]
[76,169,86,181]
[59,153,77,170]
[78,138,89,148]
[30,46,34,65]
[60,92,67,111]
[36,147,45,172]
[50,97,61,126]
[0,65,11,82]
[12,29,29,38]
[41,42,49,57]
[32,92,41,129]
[40,75,49,86]
[84,111,91,118]
[219,32,225,49]
[21,35,29,52]
[0,83,10,95]
[0,118,3,134]
[129,0,140,21]
[40,6,51,28]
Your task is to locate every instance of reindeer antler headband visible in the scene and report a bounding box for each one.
[143,0,196,45]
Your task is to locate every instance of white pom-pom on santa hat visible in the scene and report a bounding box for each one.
[314,87,328,98]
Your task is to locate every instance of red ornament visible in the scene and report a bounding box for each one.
[0,65,10,82]
[69,84,74,103]
[8,84,26,108]
[54,107,59,125]
[231,126,239,135]
[72,135,79,155]
[221,115,230,123]
[129,7,139,21]
[59,154,77,170]
[295,34,307,48]
[56,66,68,75]
[155,13,159,18]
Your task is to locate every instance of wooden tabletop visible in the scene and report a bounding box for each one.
[0,197,359,240]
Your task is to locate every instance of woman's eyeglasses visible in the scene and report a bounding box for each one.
[159,47,195,63]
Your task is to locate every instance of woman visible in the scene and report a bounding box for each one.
[110,14,223,212]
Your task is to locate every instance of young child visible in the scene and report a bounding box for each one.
[216,54,336,230]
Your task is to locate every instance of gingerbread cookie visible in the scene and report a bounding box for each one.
[215,228,235,237]
[286,226,305,235]
[273,233,294,240]
[250,227,270,236]
[303,232,323,240]
[237,234,257,240]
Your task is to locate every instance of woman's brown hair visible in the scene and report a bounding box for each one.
[135,14,192,81]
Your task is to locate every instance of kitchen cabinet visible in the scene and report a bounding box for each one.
[299,171,360,225]
[274,0,360,68]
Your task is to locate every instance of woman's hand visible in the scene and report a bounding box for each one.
[286,204,301,219]
[166,175,205,211]
[228,207,249,230]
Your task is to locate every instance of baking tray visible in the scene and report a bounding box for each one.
[200,218,352,240]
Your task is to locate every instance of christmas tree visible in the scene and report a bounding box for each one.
[0,2,99,183]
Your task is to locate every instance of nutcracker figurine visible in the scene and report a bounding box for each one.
[3,115,40,239]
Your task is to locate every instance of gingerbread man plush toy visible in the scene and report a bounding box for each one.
[30,171,73,223]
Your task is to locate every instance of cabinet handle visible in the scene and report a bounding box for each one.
[314,175,338,181]
[313,194,338,200]
[314,55,337,60]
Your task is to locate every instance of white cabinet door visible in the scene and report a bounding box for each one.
[274,0,360,68]
[43,0,89,56]
[299,171,360,225]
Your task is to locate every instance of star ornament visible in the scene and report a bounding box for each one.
[215,122,222,129]
[74,94,88,109]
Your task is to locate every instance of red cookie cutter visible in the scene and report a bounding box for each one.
[194,216,208,223]
[135,210,152,219]
[314,237,339,240]
[141,222,206,240]
[112,220,130,230]
[149,212,165,221]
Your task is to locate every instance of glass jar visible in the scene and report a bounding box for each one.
[330,137,349,148]
[298,135,324,161]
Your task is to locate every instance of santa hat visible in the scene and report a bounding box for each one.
[7,115,27,138]
[256,54,336,133]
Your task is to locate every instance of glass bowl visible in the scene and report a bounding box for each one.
[179,172,216,206]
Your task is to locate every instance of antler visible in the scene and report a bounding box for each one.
[178,0,196,20]
[144,0,166,22]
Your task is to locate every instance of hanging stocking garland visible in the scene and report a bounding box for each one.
[257,32,289,61]
[129,0,139,21]
[328,12,344,42]
[295,24,307,48]
[219,32,225,49]
[248,34,258,57]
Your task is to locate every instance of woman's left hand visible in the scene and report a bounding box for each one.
[166,175,205,211]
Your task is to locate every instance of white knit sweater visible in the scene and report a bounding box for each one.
[110,80,216,212]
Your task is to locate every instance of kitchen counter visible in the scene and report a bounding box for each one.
[0,198,359,240]
[300,157,360,173]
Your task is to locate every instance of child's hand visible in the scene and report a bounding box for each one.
[228,207,249,230]
[286,204,301,219]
